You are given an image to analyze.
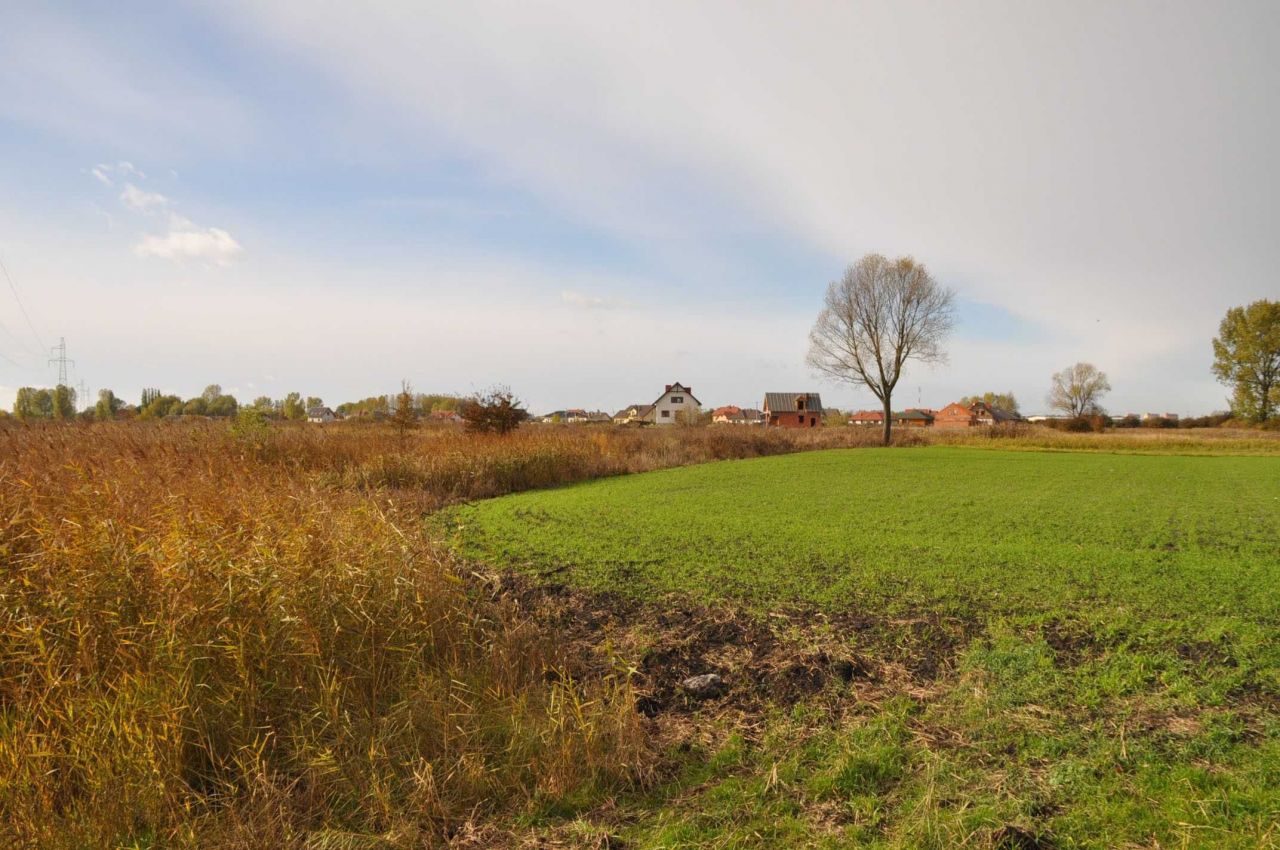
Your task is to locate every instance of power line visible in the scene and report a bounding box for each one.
[49,337,74,386]
[0,254,47,354]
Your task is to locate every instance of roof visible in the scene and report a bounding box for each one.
[653,382,701,406]
[713,405,742,417]
[894,409,934,421]
[849,409,884,420]
[763,392,824,415]
[614,404,653,418]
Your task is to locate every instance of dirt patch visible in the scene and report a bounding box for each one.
[1041,619,1106,667]
[992,824,1057,850]
[473,570,953,722]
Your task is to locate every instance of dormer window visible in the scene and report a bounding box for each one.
[797,399,806,411]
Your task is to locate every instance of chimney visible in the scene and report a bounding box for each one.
[665,384,672,392]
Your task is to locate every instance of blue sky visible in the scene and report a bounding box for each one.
[2,2,1277,414]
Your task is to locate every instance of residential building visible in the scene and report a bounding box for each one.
[643,382,701,425]
[848,409,884,426]
[763,392,823,428]
[613,403,653,424]
[712,405,764,425]
[933,401,1020,429]
[427,410,464,424]
[306,406,336,423]
[893,409,934,428]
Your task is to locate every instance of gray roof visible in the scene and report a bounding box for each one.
[614,403,653,418]
[763,392,824,415]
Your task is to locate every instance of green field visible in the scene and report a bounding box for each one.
[449,447,1280,620]
[447,447,1280,849]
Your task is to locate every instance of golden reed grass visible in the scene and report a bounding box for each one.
[1,419,1271,847]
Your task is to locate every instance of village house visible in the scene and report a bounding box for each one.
[643,382,701,425]
[612,403,653,424]
[306,406,336,423]
[848,409,884,426]
[893,409,934,428]
[427,409,464,424]
[712,405,764,425]
[763,392,823,428]
[933,401,1020,429]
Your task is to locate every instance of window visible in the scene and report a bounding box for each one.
[798,414,804,424]
[671,396,683,403]
[810,417,816,427]
[797,399,805,410]
[661,410,670,418]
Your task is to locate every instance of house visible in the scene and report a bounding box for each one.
[932,401,1020,429]
[893,409,934,428]
[1142,412,1179,423]
[712,405,765,425]
[763,392,823,428]
[306,406,336,423]
[541,408,591,424]
[848,409,884,426]
[585,411,613,424]
[427,410,464,424]
[642,382,701,425]
[613,403,653,424]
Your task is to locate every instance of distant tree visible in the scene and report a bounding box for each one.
[206,394,238,417]
[960,391,1019,413]
[1212,300,1280,423]
[94,389,122,421]
[140,388,161,408]
[281,392,306,421]
[461,386,529,435]
[13,387,53,419]
[808,254,956,445]
[390,381,418,445]
[183,397,209,416]
[1047,363,1111,418]
[140,394,183,419]
[51,385,76,420]
[201,384,223,404]
[251,396,275,413]
[305,396,323,410]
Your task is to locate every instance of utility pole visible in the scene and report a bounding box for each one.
[77,379,90,412]
[48,337,74,386]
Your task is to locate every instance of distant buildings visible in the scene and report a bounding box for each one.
[712,405,764,425]
[306,406,336,423]
[762,392,823,428]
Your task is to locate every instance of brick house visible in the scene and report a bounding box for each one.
[763,392,823,428]
[934,401,1020,429]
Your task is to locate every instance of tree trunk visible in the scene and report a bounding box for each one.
[881,396,892,446]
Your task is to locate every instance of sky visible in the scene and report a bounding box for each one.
[1,1,1277,416]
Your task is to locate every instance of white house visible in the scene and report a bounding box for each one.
[643,382,701,425]
[306,406,336,423]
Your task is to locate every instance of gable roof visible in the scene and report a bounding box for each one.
[763,392,824,415]
[652,381,701,406]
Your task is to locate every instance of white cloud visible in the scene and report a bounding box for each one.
[88,160,146,187]
[119,183,168,212]
[561,289,630,310]
[133,214,243,264]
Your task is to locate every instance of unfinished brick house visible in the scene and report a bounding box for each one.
[763,392,823,428]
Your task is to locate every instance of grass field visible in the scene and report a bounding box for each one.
[448,447,1280,848]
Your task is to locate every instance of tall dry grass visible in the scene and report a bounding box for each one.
[0,424,648,848]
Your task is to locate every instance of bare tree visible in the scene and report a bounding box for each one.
[807,255,955,445]
[1047,362,1111,418]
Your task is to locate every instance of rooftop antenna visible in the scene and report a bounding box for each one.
[48,337,74,386]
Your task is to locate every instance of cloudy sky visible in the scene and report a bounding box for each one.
[1,2,1277,415]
